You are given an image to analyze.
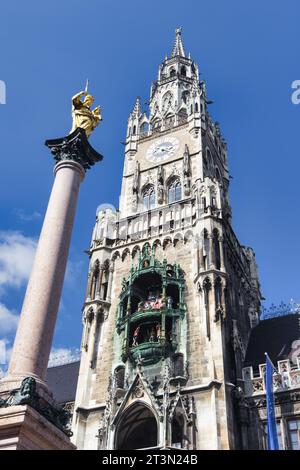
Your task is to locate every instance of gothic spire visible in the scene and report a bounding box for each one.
[131,96,142,116]
[171,27,186,58]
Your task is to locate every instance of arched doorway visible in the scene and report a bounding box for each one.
[115,404,158,450]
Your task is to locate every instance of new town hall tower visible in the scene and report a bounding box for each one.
[72,29,262,450]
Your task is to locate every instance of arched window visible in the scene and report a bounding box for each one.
[168,179,182,203]
[142,185,155,210]
[133,125,136,135]
[195,102,199,113]
[90,260,100,299]
[206,148,212,168]
[215,167,221,182]
[180,66,187,76]
[170,67,176,77]
[213,229,221,270]
[140,122,149,135]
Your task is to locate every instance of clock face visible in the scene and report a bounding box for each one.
[146,137,179,163]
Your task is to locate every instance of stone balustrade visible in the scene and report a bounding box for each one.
[242,358,300,397]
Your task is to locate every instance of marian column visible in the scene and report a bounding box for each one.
[0,90,103,450]
[5,129,102,391]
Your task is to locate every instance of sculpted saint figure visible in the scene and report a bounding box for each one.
[70,90,102,138]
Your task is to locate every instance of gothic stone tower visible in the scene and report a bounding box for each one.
[72,29,261,450]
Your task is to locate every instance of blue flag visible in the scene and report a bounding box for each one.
[265,353,279,450]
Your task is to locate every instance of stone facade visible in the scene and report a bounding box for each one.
[72,29,261,450]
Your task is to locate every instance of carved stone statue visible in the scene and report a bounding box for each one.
[70,90,102,138]
[132,162,140,211]
[157,165,164,204]
[183,144,191,196]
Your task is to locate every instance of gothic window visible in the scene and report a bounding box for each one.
[206,148,212,169]
[213,229,221,269]
[142,185,155,210]
[195,102,199,113]
[101,264,109,300]
[168,178,182,204]
[181,90,189,104]
[133,125,136,135]
[140,122,149,135]
[170,67,176,77]
[190,104,193,114]
[203,230,209,269]
[215,167,221,182]
[203,277,212,339]
[90,260,100,299]
[214,277,222,308]
[180,66,187,76]
[203,154,208,178]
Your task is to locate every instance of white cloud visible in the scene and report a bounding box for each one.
[48,347,80,367]
[0,303,19,335]
[13,209,41,222]
[0,231,36,294]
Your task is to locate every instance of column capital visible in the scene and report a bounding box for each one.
[45,128,103,172]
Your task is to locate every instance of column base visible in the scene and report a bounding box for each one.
[0,405,76,450]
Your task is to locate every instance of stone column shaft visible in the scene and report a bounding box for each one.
[7,160,84,386]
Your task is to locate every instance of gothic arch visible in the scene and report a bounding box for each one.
[163,236,173,250]
[90,259,100,299]
[171,405,187,448]
[206,147,213,169]
[111,251,120,262]
[132,245,140,259]
[212,228,221,270]
[152,239,161,250]
[121,248,131,262]
[184,230,193,244]
[173,232,183,247]
[115,402,158,450]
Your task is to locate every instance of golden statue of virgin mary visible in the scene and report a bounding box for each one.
[70,83,102,138]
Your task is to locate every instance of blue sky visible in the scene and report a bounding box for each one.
[0,0,299,369]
